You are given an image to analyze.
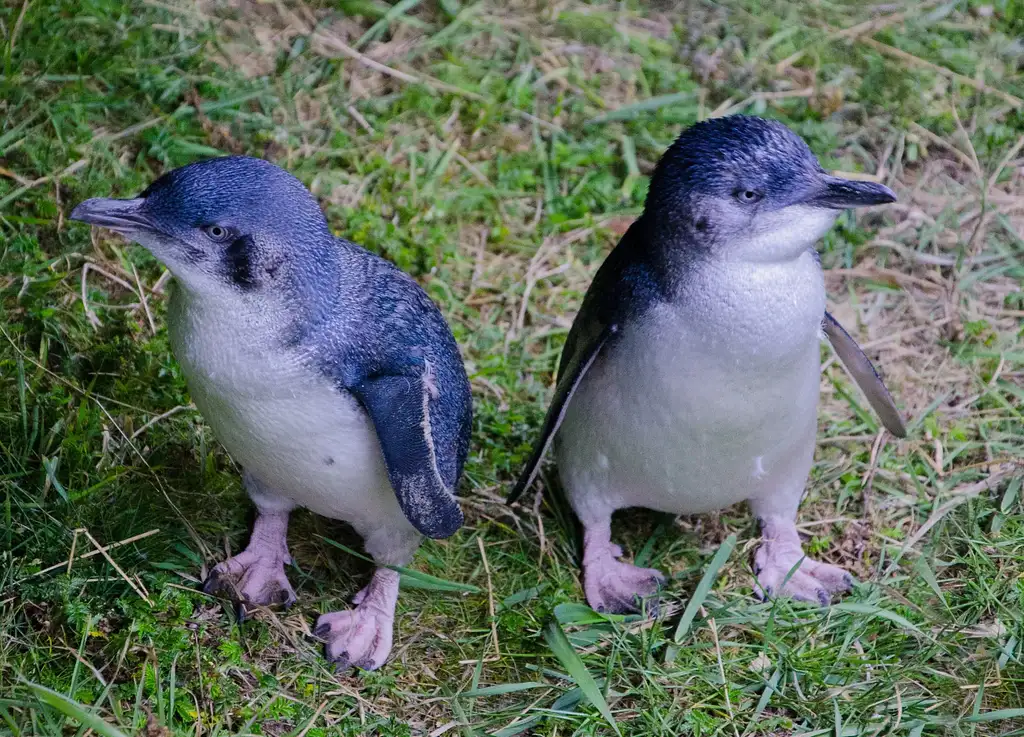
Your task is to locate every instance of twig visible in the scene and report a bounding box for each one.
[858,37,1023,109]
[310,30,561,132]
[884,464,1021,574]
[67,528,81,576]
[862,430,887,521]
[950,100,982,177]
[454,152,492,186]
[131,262,157,336]
[83,260,139,292]
[0,159,89,211]
[8,0,31,59]
[152,269,172,294]
[79,528,153,605]
[708,97,735,118]
[775,0,943,72]
[721,87,815,117]
[987,135,1024,194]
[28,529,161,578]
[0,166,33,186]
[81,266,102,330]
[130,404,193,440]
[706,607,739,737]
[476,535,500,659]
[533,487,547,568]
[296,700,330,737]
[346,105,374,134]
[81,260,152,331]
[908,122,980,177]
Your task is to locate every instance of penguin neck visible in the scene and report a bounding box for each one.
[626,212,713,299]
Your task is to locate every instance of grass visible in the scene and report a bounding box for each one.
[1,0,1023,734]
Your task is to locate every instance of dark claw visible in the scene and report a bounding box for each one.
[331,652,352,673]
[817,589,830,607]
[202,572,222,595]
[605,597,637,615]
[640,596,661,618]
[354,657,377,671]
[313,623,331,640]
[235,601,248,623]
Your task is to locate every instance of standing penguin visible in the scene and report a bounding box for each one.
[71,157,472,670]
[510,116,905,613]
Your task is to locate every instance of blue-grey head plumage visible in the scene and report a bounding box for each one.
[71,156,340,294]
[641,115,895,248]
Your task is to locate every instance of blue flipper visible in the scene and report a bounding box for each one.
[822,311,907,438]
[508,219,667,505]
[507,325,615,505]
[352,365,465,539]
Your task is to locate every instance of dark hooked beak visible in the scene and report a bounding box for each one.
[70,197,152,233]
[802,175,897,209]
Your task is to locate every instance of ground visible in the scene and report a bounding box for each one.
[1,0,1024,734]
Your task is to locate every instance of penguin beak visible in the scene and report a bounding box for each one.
[70,198,153,233]
[802,175,896,209]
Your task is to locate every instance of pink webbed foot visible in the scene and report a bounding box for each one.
[584,539,665,615]
[204,549,297,609]
[314,568,399,672]
[203,509,296,616]
[753,517,854,606]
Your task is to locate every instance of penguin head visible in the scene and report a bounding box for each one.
[71,156,334,294]
[645,115,895,261]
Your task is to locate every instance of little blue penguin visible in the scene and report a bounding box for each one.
[510,115,905,612]
[71,156,473,670]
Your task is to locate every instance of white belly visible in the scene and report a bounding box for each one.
[554,250,825,520]
[167,288,410,539]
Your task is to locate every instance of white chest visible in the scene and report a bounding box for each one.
[554,250,825,515]
[166,288,399,530]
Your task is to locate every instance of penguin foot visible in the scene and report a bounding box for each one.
[583,545,666,615]
[753,541,853,606]
[314,568,399,672]
[203,549,297,615]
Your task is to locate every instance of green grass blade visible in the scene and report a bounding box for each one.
[355,0,426,49]
[748,665,782,728]
[671,534,737,647]
[319,537,481,593]
[587,91,695,125]
[499,583,547,610]
[965,709,1024,722]
[831,603,924,635]
[542,619,621,736]
[459,682,549,698]
[22,682,130,737]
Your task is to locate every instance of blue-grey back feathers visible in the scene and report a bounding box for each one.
[140,156,473,538]
[309,251,473,538]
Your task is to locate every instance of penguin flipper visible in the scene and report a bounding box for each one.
[507,323,615,505]
[352,366,465,538]
[822,311,907,438]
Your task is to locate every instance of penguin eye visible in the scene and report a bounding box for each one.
[735,189,764,204]
[204,225,233,242]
